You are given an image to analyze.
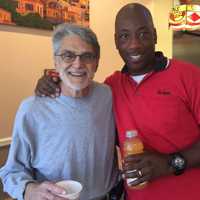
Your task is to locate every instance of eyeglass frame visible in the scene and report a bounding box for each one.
[55,50,98,64]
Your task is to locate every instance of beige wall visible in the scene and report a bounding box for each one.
[153,0,173,57]
[0,0,173,140]
[0,27,54,140]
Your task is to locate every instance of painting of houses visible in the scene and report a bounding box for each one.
[0,8,15,25]
[0,0,89,30]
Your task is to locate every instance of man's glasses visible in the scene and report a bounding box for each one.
[55,51,97,63]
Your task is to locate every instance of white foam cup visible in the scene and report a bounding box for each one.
[56,180,83,200]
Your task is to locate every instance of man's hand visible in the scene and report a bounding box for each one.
[123,151,172,186]
[24,182,68,200]
[35,72,61,98]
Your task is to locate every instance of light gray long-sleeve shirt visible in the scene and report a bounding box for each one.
[0,82,118,200]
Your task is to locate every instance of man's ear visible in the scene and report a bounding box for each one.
[114,33,119,50]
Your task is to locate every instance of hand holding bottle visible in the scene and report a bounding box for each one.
[123,133,171,188]
[123,130,147,189]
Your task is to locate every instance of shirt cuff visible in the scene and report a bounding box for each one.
[18,179,36,200]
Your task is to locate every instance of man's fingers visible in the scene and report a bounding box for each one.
[37,83,57,97]
[42,192,55,200]
[35,89,43,97]
[52,76,60,83]
[124,169,138,178]
[125,168,149,187]
[124,157,150,170]
[43,193,68,200]
[42,182,66,196]
[127,174,149,187]
[47,76,60,88]
[25,181,68,200]
[35,75,61,97]
[37,87,55,97]
[124,153,143,162]
[54,196,70,200]
[41,77,58,94]
[123,159,143,171]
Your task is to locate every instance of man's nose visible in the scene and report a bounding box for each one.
[72,56,82,68]
[128,35,142,49]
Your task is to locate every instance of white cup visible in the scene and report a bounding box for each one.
[56,180,83,200]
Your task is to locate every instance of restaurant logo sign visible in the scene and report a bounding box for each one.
[169,4,200,30]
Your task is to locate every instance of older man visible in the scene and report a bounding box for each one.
[0,23,118,200]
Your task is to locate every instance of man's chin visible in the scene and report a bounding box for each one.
[63,80,90,91]
[126,67,146,76]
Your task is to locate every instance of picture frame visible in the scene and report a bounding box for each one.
[0,0,89,30]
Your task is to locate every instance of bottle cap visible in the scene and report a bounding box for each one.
[126,130,138,138]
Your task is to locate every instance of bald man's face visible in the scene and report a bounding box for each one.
[115,10,157,75]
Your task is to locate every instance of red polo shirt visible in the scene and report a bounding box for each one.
[105,59,200,200]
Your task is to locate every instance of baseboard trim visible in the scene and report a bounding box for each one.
[0,137,12,147]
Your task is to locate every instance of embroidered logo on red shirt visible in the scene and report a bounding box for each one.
[157,90,171,95]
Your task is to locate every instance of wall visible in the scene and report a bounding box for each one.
[152,0,173,57]
[173,32,200,66]
[0,27,53,141]
[0,0,173,141]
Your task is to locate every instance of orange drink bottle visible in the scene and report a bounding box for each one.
[123,130,147,189]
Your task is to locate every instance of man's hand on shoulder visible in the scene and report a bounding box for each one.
[35,69,61,98]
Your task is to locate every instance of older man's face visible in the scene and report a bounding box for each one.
[55,35,98,91]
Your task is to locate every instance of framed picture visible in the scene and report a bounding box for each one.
[0,0,89,30]
[169,0,200,31]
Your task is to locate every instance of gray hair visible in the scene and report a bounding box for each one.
[52,23,100,58]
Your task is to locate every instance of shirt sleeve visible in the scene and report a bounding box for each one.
[0,101,35,200]
[104,72,116,86]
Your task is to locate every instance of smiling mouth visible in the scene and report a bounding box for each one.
[129,55,142,62]
[68,71,87,77]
